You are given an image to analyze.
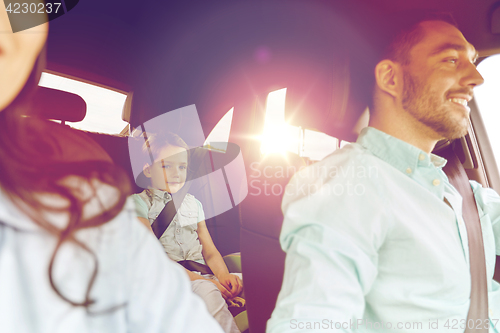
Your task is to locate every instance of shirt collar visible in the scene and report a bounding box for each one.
[356,127,448,198]
[357,127,446,170]
[146,188,172,202]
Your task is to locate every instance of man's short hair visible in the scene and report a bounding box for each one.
[381,12,458,65]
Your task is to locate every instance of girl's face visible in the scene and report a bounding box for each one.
[144,145,188,194]
[0,1,48,111]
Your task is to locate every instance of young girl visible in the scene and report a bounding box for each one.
[132,132,242,333]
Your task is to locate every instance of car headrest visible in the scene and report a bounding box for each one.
[27,86,86,122]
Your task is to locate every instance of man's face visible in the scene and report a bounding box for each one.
[401,21,484,140]
[145,145,188,194]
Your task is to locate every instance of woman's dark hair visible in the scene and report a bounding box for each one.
[0,48,132,311]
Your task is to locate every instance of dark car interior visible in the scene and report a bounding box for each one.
[30,0,500,331]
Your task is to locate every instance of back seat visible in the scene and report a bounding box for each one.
[31,86,240,254]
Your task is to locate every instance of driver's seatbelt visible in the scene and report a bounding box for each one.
[441,145,488,332]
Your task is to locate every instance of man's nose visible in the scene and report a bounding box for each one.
[461,62,484,88]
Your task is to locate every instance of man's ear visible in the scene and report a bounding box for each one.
[374,60,401,99]
[143,164,152,178]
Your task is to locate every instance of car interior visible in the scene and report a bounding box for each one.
[23,0,500,332]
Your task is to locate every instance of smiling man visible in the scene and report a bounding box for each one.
[371,19,481,152]
[268,13,500,333]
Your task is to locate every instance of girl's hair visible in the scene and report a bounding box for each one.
[141,131,190,165]
[0,50,131,311]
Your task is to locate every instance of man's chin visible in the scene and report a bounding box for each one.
[440,121,469,141]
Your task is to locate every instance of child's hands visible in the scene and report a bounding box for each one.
[217,273,243,298]
[209,279,233,300]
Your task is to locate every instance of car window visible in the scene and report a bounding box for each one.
[260,88,340,161]
[38,72,129,135]
[475,55,500,171]
[204,107,234,153]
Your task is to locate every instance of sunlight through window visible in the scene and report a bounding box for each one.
[260,88,300,154]
[204,107,234,153]
[476,55,500,170]
[260,88,339,161]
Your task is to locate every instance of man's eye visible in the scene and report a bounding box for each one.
[162,165,171,169]
[446,58,458,64]
[180,166,187,170]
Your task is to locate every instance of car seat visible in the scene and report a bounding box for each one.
[239,152,306,333]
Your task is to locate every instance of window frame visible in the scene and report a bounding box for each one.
[468,55,500,192]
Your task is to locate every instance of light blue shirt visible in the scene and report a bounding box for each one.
[267,127,500,333]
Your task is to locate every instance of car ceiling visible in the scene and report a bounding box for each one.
[45,0,500,138]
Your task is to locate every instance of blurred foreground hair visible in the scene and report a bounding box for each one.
[0,49,131,311]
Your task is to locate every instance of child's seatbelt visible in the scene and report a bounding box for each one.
[151,195,182,239]
[441,145,488,332]
[150,190,214,275]
[150,147,208,239]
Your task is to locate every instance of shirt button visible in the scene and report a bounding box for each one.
[176,229,180,233]
[433,179,441,186]
[406,168,412,174]
[419,154,426,161]
[490,309,493,316]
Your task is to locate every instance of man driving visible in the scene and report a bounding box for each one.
[268,13,500,333]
